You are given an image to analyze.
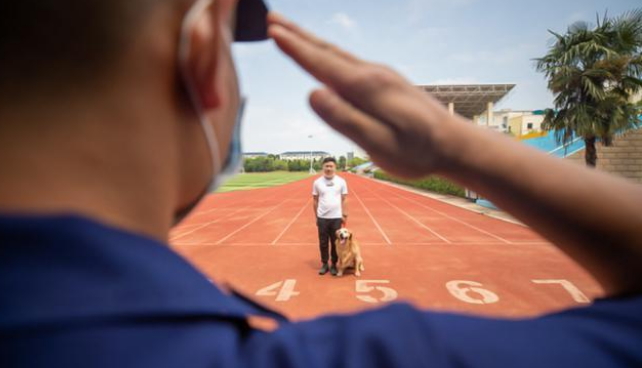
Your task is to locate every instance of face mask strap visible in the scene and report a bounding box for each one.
[178,0,223,179]
[174,0,249,225]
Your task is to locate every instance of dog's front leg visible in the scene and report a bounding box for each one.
[355,258,364,277]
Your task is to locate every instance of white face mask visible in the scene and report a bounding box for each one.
[174,0,245,224]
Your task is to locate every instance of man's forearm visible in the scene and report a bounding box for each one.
[267,14,642,296]
[437,116,642,295]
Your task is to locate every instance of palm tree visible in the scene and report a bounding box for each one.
[536,10,642,167]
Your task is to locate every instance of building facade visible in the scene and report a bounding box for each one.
[279,151,331,161]
[242,152,269,159]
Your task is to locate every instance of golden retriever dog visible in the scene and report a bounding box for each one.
[335,228,365,277]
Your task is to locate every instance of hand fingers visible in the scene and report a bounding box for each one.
[309,88,398,157]
[268,14,448,133]
[268,24,358,93]
[267,12,362,63]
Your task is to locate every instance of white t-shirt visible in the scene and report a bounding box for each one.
[312,175,348,219]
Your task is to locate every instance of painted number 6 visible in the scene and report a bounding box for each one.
[446,280,500,305]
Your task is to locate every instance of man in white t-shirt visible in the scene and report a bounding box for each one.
[312,157,348,276]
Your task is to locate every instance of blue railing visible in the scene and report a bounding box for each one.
[475,121,641,210]
[521,131,583,158]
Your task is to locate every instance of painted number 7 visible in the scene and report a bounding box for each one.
[531,279,590,303]
[356,280,398,304]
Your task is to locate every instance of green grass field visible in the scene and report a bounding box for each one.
[216,171,310,193]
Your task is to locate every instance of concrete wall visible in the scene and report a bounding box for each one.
[521,115,544,133]
[508,116,523,136]
[566,128,642,184]
[499,111,544,137]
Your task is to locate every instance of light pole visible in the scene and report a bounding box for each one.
[308,135,316,175]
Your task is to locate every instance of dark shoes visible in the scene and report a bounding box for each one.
[319,264,338,276]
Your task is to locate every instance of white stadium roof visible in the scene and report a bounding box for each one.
[418,84,516,119]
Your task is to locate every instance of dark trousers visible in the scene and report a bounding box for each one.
[317,218,343,265]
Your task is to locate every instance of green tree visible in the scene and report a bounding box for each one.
[243,157,281,172]
[274,160,288,171]
[338,156,347,170]
[536,10,642,167]
[347,157,368,168]
[287,159,308,172]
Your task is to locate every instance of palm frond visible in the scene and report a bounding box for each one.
[535,8,642,159]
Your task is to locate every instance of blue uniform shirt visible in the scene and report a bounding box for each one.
[1,215,641,367]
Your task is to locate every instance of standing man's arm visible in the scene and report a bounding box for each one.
[313,195,319,218]
[341,181,348,224]
[312,181,319,218]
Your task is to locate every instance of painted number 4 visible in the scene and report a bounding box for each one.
[356,280,398,304]
[256,279,300,302]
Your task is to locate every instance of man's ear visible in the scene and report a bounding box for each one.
[184,0,236,109]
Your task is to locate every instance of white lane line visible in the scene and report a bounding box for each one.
[170,194,280,241]
[387,189,513,244]
[271,199,312,245]
[172,241,546,247]
[191,207,227,216]
[171,179,310,242]
[175,242,397,246]
[366,189,452,244]
[352,189,392,245]
[215,199,291,245]
[170,206,248,241]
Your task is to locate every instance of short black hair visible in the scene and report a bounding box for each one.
[322,157,337,165]
[0,0,160,100]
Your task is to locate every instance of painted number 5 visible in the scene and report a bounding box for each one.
[446,280,500,305]
[356,280,398,304]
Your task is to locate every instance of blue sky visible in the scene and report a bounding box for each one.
[234,0,640,157]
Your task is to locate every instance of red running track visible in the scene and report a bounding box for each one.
[171,173,602,321]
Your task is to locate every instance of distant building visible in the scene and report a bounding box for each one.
[280,151,331,161]
[243,152,269,159]
[347,147,368,161]
[478,109,545,136]
[354,146,368,159]
[507,111,546,137]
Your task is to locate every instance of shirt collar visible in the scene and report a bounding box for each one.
[0,214,285,330]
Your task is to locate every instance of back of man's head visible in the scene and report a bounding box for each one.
[0,0,163,101]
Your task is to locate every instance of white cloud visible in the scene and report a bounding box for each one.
[329,12,357,31]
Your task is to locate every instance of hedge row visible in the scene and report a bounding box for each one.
[373,171,466,198]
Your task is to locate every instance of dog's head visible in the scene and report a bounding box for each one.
[336,228,353,246]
